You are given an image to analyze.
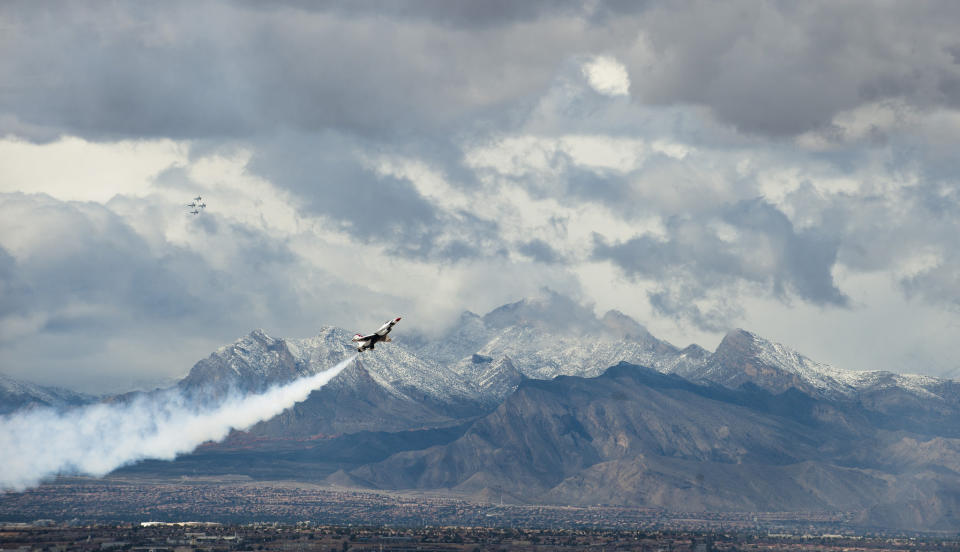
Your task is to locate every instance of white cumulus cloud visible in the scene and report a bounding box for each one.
[581,55,631,96]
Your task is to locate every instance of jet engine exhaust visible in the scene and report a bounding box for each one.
[0,354,357,492]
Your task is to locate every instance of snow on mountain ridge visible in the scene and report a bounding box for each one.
[191,326,479,406]
[198,314,959,407]
[730,329,950,400]
[0,373,94,414]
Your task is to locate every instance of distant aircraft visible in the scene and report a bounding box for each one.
[194,196,202,201]
[189,209,200,215]
[352,317,401,352]
[198,202,207,209]
[186,202,197,207]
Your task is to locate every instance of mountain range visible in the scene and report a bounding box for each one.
[0,373,93,415]
[4,294,960,531]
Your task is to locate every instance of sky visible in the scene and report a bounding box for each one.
[2,1,960,392]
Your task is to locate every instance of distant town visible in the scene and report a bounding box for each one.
[1,477,954,544]
[2,521,959,552]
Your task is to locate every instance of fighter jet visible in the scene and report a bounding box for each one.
[186,202,198,207]
[189,209,200,215]
[194,196,202,202]
[351,317,401,352]
[198,202,207,209]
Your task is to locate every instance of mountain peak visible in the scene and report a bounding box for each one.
[459,310,481,321]
[600,310,653,340]
[679,343,709,358]
[481,292,600,333]
[717,328,756,348]
[181,329,306,400]
[695,328,875,398]
[248,328,273,341]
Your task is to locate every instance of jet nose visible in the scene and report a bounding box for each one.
[395,317,402,321]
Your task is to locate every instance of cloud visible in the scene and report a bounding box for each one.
[0,2,616,142]
[5,2,960,143]
[257,0,591,29]
[0,137,187,202]
[517,238,562,264]
[581,56,631,96]
[620,1,960,136]
[592,199,848,330]
[3,1,960,383]
[245,134,441,252]
[0,192,324,390]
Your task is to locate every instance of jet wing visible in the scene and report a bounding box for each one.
[375,317,402,336]
[353,333,375,342]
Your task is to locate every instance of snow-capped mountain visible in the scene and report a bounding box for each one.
[166,291,960,423]
[172,326,493,437]
[414,311,492,366]
[177,328,313,400]
[413,295,709,383]
[5,295,957,426]
[0,373,94,415]
[684,329,960,409]
[165,297,716,437]
[416,297,957,412]
[179,326,480,406]
[6,292,958,445]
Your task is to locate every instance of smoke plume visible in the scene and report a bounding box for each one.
[0,355,357,492]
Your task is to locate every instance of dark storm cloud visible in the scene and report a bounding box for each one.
[560,164,635,210]
[249,0,590,29]
[725,199,847,306]
[593,199,847,329]
[247,134,440,243]
[244,133,505,262]
[830,175,960,312]
[0,246,30,318]
[0,1,603,142]
[517,238,562,264]
[624,1,960,136]
[647,288,741,333]
[4,1,960,142]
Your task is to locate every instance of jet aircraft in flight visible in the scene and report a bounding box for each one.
[352,317,401,352]
[186,196,207,215]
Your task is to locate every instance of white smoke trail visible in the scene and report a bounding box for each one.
[0,355,356,492]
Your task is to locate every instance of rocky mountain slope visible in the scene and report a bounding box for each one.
[343,362,960,530]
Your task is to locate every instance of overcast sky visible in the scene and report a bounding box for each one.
[3,1,960,392]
